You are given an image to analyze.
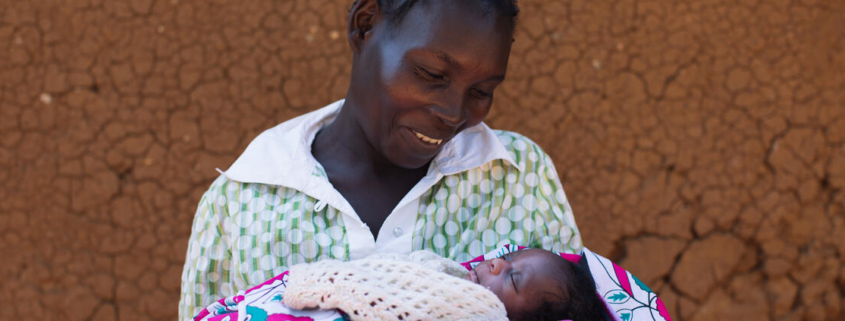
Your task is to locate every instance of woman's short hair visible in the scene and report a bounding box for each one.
[352,0,520,27]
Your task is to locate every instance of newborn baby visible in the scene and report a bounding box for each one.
[464,248,606,321]
[282,249,606,321]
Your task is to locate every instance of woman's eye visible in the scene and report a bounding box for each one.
[414,66,447,83]
[471,88,492,99]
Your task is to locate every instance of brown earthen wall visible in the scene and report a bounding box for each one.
[1,0,844,320]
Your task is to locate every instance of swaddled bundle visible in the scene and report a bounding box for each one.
[192,246,670,321]
[283,251,508,321]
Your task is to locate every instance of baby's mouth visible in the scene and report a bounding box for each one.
[468,270,479,284]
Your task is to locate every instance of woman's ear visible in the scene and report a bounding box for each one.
[348,0,379,54]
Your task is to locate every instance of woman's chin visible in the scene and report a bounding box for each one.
[383,146,438,170]
[387,155,435,170]
[383,133,445,169]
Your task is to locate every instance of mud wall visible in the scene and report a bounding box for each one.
[1,0,843,320]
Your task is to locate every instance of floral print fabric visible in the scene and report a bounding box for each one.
[194,245,671,321]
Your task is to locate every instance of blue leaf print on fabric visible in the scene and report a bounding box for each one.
[605,289,631,304]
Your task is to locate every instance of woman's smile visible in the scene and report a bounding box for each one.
[402,127,448,155]
[412,129,443,145]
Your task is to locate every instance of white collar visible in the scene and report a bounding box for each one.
[222,99,522,190]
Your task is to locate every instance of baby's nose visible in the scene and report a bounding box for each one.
[490,258,511,276]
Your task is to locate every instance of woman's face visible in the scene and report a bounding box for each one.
[348,0,513,169]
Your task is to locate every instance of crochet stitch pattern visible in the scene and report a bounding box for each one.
[284,251,508,321]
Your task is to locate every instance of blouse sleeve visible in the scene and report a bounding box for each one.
[518,139,584,255]
[537,150,584,254]
[178,179,235,321]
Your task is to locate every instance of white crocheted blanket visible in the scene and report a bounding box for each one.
[283,251,508,321]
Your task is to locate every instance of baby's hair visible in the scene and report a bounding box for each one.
[518,252,607,321]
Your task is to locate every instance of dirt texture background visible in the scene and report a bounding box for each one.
[1,0,844,320]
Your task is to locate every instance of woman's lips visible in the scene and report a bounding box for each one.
[402,127,448,153]
[411,129,443,145]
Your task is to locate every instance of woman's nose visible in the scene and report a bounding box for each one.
[429,92,467,127]
[490,258,511,276]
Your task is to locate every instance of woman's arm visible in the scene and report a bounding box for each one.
[179,180,235,321]
[498,132,583,254]
[529,146,584,254]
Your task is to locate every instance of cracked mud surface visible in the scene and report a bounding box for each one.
[1,0,843,320]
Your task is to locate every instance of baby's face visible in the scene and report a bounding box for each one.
[464,249,563,319]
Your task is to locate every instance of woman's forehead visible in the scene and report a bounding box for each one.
[395,1,511,37]
[381,1,513,71]
[385,0,514,25]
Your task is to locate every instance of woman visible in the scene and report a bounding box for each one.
[179,0,584,319]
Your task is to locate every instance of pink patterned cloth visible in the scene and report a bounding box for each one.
[194,245,672,321]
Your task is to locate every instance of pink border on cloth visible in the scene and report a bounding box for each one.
[246,271,289,295]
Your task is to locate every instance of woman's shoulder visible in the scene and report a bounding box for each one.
[491,130,548,154]
[203,174,237,194]
[199,175,287,204]
[489,129,554,169]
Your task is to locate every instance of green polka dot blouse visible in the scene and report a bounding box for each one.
[178,101,584,320]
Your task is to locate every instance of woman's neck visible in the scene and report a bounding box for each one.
[311,100,428,180]
[311,100,429,232]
